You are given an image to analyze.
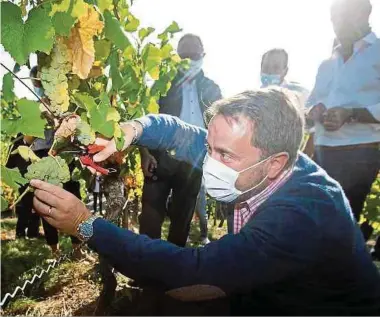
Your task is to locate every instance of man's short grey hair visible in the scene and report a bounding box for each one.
[205,88,305,167]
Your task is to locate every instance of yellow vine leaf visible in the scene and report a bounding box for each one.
[107,108,121,121]
[67,4,104,79]
[50,0,87,18]
[147,98,159,114]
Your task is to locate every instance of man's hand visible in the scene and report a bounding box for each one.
[322,107,353,131]
[140,149,158,177]
[91,121,143,164]
[307,103,326,123]
[31,179,92,237]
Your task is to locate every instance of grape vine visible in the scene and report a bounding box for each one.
[1,0,184,211]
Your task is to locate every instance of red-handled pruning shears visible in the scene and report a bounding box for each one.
[60,144,117,175]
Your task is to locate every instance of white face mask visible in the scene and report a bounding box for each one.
[180,58,203,79]
[202,154,272,203]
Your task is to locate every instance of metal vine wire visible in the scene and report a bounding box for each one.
[0,250,73,307]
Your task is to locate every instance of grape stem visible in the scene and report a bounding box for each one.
[0,62,55,117]
[48,139,62,167]
[10,186,33,209]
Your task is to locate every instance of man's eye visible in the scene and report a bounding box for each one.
[221,152,232,161]
[205,144,211,153]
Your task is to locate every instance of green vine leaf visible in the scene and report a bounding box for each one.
[109,50,124,91]
[72,92,97,111]
[0,166,28,191]
[138,27,155,42]
[76,121,95,145]
[2,73,16,103]
[97,0,114,13]
[142,44,162,80]
[50,0,87,19]
[1,2,55,65]
[11,146,41,163]
[52,11,76,36]
[125,13,140,32]
[163,21,181,34]
[104,10,131,50]
[1,99,47,138]
[89,95,116,137]
[25,156,71,187]
[95,39,112,62]
[1,196,9,212]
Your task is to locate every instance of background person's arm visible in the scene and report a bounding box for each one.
[350,106,380,124]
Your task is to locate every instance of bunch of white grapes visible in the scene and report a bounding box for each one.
[40,38,72,116]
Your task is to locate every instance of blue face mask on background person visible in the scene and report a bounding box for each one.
[260,73,282,87]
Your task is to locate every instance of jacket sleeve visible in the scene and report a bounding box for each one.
[204,78,222,104]
[88,204,319,295]
[135,114,207,170]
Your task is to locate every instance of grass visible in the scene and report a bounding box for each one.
[1,218,76,303]
[0,214,226,316]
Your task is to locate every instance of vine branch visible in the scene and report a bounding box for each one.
[0,63,55,117]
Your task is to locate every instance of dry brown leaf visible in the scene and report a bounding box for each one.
[55,115,81,139]
[67,4,104,79]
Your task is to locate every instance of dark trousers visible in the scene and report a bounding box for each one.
[42,180,81,246]
[93,192,103,214]
[15,190,40,238]
[314,145,380,241]
[140,159,202,247]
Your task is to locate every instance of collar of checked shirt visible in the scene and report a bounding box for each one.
[233,167,294,234]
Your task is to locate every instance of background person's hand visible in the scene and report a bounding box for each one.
[322,107,353,131]
[31,180,92,237]
[307,103,326,123]
[141,152,158,177]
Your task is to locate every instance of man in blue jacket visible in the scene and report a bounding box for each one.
[31,88,380,315]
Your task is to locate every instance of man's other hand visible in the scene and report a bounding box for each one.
[31,180,92,237]
[322,107,353,131]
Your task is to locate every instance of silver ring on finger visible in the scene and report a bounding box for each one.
[48,206,53,215]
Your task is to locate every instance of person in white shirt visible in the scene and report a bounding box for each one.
[306,0,380,260]
[260,48,309,109]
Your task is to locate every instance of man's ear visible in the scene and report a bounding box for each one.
[267,152,289,179]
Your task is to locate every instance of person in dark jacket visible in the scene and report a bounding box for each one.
[6,135,41,239]
[32,88,380,316]
[139,33,222,247]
